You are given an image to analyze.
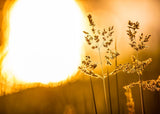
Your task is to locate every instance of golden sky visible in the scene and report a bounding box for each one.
[0,0,160,84]
[77,0,160,58]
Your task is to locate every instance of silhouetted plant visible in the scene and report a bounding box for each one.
[123,75,160,114]
[124,75,160,91]
[110,20,152,114]
[142,75,160,91]
[79,14,119,114]
[114,32,120,113]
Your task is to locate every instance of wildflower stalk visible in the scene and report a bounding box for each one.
[107,68,112,114]
[102,78,109,113]
[139,75,145,114]
[110,20,152,114]
[90,77,97,114]
[123,75,160,114]
[125,20,151,114]
[98,47,110,114]
[124,75,160,92]
[137,51,145,114]
[79,14,119,114]
[115,37,120,113]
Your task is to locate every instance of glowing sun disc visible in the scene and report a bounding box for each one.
[4,0,83,83]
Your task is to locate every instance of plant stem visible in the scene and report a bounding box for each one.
[103,78,109,113]
[90,77,97,114]
[115,37,120,113]
[137,51,145,114]
[98,48,110,114]
[107,70,112,114]
[139,75,145,114]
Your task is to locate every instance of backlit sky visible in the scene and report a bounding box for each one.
[77,0,160,53]
[0,0,160,84]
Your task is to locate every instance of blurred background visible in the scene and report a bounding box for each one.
[0,0,160,114]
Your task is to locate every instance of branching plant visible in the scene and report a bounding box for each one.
[0,13,159,114]
[79,14,119,114]
[110,21,153,114]
[123,75,160,114]
[124,75,160,91]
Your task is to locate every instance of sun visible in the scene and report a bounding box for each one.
[3,0,83,83]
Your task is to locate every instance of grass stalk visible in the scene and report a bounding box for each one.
[102,78,109,113]
[138,74,145,114]
[98,48,111,114]
[115,37,120,113]
[89,77,97,114]
[137,51,145,114]
[106,70,112,114]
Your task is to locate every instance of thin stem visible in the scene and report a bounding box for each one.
[103,78,109,114]
[90,77,97,114]
[98,48,104,75]
[137,51,145,114]
[107,69,112,114]
[115,37,120,113]
[98,48,110,114]
[139,75,145,114]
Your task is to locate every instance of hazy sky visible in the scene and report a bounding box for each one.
[76,0,160,56]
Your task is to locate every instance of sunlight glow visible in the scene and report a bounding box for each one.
[3,0,83,83]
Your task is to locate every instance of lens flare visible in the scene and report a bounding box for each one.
[3,0,83,83]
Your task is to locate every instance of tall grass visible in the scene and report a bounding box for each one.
[0,13,159,114]
[123,75,160,114]
[79,14,119,114]
[89,77,97,114]
[110,20,159,114]
[114,36,120,113]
